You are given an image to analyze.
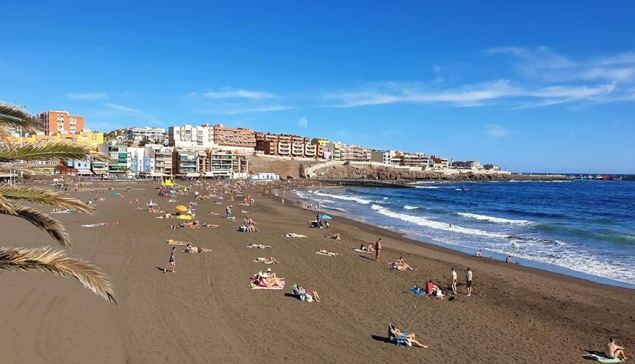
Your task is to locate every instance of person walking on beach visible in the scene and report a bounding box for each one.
[165,247,177,273]
[374,238,382,262]
[451,267,457,294]
[466,268,473,296]
[606,338,627,361]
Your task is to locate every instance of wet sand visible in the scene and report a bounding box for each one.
[0,180,633,364]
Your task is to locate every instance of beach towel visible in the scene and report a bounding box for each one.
[354,248,372,253]
[51,209,72,214]
[81,223,109,228]
[583,354,625,363]
[410,287,426,296]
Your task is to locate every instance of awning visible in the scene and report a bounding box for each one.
[76,170,95,175]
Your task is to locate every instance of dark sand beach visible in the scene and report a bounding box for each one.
[0,180,633,364]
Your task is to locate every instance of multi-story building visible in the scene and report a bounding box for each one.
[143,145,173,176]
[340,144,371,162]
[383,150,399,164]
[370,148,384,163]
[431,155,450,170]
[39,111,84,135]
[213,124,256,152]
[451,160,481,170]
[173,149,197,176]
[100,143,129,175]
[310,138,329,147]
[126,127,167,143]
[168,124,215,150]
[322,142,342,161]
[255,132,316,158]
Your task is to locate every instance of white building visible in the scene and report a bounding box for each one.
[168,125,216,150]
[383,150,398,164]
[126,127,167,143]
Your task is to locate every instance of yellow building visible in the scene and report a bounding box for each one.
[311,138,330,146]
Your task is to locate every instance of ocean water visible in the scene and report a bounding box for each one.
[294,180,635,288]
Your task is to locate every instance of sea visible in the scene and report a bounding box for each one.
[294,180,635,288]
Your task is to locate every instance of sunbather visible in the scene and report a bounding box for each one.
[201,223,220,228]
[284,233,307,238]
[183,243,212,253]
[167,239,190,245]
[247,244,272,249]
[359,244,375,252]
[394,256,414,271]
[291,285,321,302]
[254,257,279,264]
[317,249,339,257]
[390,326,428,348]
[325,233,341,240]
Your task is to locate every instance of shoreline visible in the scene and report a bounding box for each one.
[288,185,635,291]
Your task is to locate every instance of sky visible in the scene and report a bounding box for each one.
[2,0,635,174]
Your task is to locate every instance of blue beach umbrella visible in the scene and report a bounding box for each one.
[319,214,332,220]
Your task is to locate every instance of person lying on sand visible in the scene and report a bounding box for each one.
[183,243,212,253]
[166,239,190,246]
[247,244,272,249]
[254,269,284,288]
[390,326,428,348]
[201,223,220,228]
[208,211,219,215]
[317,249,339,257]
[359,244,376,252]
[254,257,279,264]
[283,233,307,238]
[324,233,341,240]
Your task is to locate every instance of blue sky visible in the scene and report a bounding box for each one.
[2,0,634,174]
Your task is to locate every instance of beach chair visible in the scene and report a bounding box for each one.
[388,324,412,347]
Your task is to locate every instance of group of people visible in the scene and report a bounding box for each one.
[252,267,285,288]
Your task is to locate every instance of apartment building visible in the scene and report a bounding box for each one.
[383,150,398,164]
[431,155,450,170]
[322,142,342,161]
[126,127,167,143]
[340,144,371,162]
[255,132,318,158]
[172,149,249,178]
[99,143,128,175]
[168,124,215,149]
[39,111,84,135]
[310,138,329,147]
[213,124,256,152]
[143,145,173,176]
[451,160,481,170]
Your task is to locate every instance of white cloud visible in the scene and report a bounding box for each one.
[66,92,107,100]
[201,88,274,99]
[486,125,509,137]
[104,103,141,113]
[325,80,618,109]
[298,116,308,127]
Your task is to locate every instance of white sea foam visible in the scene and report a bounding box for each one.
[457,212,533,225]
[370,204,506,239]
[414,186,440,189]
[403,205,420,210]
[314,191,372,205]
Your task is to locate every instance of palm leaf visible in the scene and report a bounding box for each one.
[0,143,92,163]
[0,246,118,304]
[0,204,71,247]
[0,186,93,213]
[0,194,15,214]
[0,102,41,133]
[0,164,49,176]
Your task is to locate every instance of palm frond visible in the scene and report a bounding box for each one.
[0,102,41,133]
[0,204,71,247]
[0,194,15,214]
[0,246,118,304]
[0,143,92,163]
[0,186,93,213]
[0,164,49,176]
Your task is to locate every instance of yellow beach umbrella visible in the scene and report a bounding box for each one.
[175,205,188,212]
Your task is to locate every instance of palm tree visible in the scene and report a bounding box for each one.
[0,101,117,304]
